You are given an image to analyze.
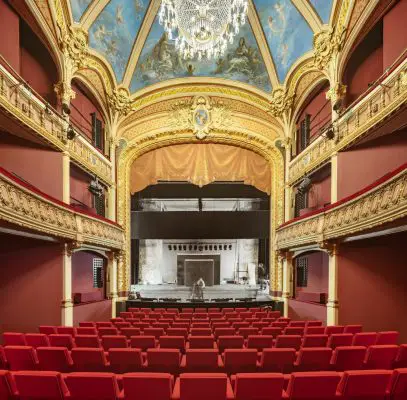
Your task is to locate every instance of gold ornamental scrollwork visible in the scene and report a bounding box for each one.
[313,27,346,71]
[268,88,294,119]
[107,88,133,118]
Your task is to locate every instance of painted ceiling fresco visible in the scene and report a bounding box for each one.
[69,0,337,92]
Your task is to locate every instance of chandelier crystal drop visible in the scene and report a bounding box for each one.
[158,0,249,60]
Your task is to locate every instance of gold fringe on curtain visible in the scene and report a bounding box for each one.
[130,144,271,194]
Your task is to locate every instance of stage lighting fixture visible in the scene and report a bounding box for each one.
[297,176,312,195]
[332,98,343,113]
[66,125,76,140]
[209,245,213,251]
[198,246,203,251]
[228,244,232,250]
[183,245,187,251]
[223,244,227,250]
[194,245,197,251]
[204,245,208,251]
[321,125,335,140]
[189,245,192,251]
[214,245,218,251]
[178,245,182,251]
[88,177,103,197]
[168,245,172,250]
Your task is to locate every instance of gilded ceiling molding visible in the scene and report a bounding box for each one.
[121,0,162,88]
[291,0,323,32]
[81,0,110,30]
[30,0,58,41]
[247,0,280,89]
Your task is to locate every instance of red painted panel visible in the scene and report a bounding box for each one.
[295,252,329,296]
[288,299,327,325]
[70,164,94,210]
[338,232,407,343]
[383,0,407,69]
[0,132,63,200]
[0,0,20,72]
[0,234,63,337]
[73,300,112,326]
[308,175,331,210]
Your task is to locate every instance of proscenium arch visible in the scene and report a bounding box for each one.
[116,132,285,297]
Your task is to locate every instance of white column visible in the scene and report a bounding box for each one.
[108,251,119,317]
[331,152,338,203]
[62,151,70,204]
[61,244,73,326]
[326,243,339,325]
[281,251,294,317]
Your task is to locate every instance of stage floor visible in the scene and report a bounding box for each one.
[130,283,271,302]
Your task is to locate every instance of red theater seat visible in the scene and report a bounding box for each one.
[37,347,74,372]
[75,335,100,348]
[187,336,216,349]
[120,312,133,319]
[388,368,407,400]
[305,326,325,335]
[324,326,345,335]
[302,335,328,348]
[218,336,244,353]
[57,326,76,336]
[376,331,399,345]
[363,345,399,369]
[98,327,119,337]
[233,372,284,400]
[79,321,95,327]
[172,373,234,400]
[262,327,283,336]
[0,370,17,399]
[167,328,188,338]
[246,335,274,351]
[65,372,121,400]
[130,335,156,351]
[394,345,407,368]
[101,335,128,351]
[4,346,38,371]
[275,335,302,350]
[121,327,141,339]
[109,348,144,373]
[284,371,341,400]
[289,321,307,327]
[3,332,27,346]
[214,328,236,339]
[122,372,173,400]
[336,370,392,400]
[190,328,212,336]
[327,334,353,349]
[284,327,305,336]
[330,346,366,372]
[239,327,259,338]
[76,327,98,336]
[115,322,132,330]
[181,349,223,372]
[258,348,296,373]
[294,347,332,372]
[352,332,378,347]
[223,349,257,374]
[159,336,185,352]
[13,371,69,400]
[306,321,323,327]
[49,334,75,350]
[71,348,109,372]
[25,333,50,348]
[39,326,58,335]
[343,325,362,334]
[147,349,180,374]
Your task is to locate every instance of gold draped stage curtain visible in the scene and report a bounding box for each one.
[130,143,271,194]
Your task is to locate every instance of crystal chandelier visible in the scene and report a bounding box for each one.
[158,0,249,60]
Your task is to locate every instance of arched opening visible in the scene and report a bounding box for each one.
[128,143,273,300]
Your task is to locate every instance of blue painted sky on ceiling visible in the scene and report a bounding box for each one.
[254,0,314,83]
[309,0,334,24]
[88,0,150,82]
[70,0,92,22]
[130,16,272,93]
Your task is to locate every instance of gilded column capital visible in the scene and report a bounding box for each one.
[65,241,82,257]
[54,81,76,106]
[318,240,340,256]
[107,88,133,117]
[326,82,347,107]
[60,27,89,69]
[313,27,346,71]
[268,88,294,119]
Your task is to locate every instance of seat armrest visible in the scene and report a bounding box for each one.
[171,378,181,400]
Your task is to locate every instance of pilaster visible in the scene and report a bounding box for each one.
[62,151,70,204]
[61,243,74,326]
[331,152,338,203]
[279,250,294,317]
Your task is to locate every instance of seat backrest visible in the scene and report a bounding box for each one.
[109,348,143,374]
[327,334,353,349]
[388,368,407,400]
[238,328,260,338]
[289,321,307,327]
[188,336,215,349]
[306,321,323,327]
[123,372,172,400]
[96,322,113,328]
[37,346,73,372]
[57,326,76,336]
[285,372,341,399]
[331,346,366,372]
[3,332,27,346]
[144,328,165,339]
[214,328,235,339]
[395,345,407,368]
[246,335,274,350]
[25,333,50,348]
[364,345,399,369]
[224,349,257,372]
[49,334,75,350]
[217,336,244,352]
[121,328,141,339]
[302,335,329,348]
[101,335,128,351]
[343,325,362,334]
[167,328,188,338]
[159,336,185,351]
[79,322,95,327]
[234,373,284,400]
[98,327,118,337]
[268,311,281,319]
[4,346,38,371]
[0,370,17,400]
[337,370,392,400]
[190,328,212,336]
[295,347,333,371]
[262,327,283,336]
[260,348,296,373]
[275,335,302,350]
[120,312,133,319]
[305,326,325,335]
[14,371,69,400]
[376,331,399,345]
[130,335,156,350]
[65,372,120,400]
[75,335,100,348]
[71,348,108,372]
[284,327,305,336]
[179,373,229,400]
[324,326,345,335]
[147,348,180,367]
[39,326,57,335]
[185,349,218,368]
[76,327,98,335]
[352,332,378,346]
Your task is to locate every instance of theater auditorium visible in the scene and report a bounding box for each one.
[0,0,406,398]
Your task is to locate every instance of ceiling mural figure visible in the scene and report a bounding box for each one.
[89,0,150,82]
[70,0,93,22]
[253,0,314,83]
[308,0,335,24]
[130,16,272,92]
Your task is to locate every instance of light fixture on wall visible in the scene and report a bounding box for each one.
[66,125,76,140]
[320,124,335,140]
[61,103,71,115]
[297,176,312,195]
[88,177,103,197]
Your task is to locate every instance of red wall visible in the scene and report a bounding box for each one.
[72,250,105,301]
[0,234,63,337]
[288,299,327,325]
[308,175,331,210]
[0,132,63,200]
[383,0,407,69]
[73,300,112,326]
[0,0,20,71]
[337,132,407,200]
[70,164,94,210]
[295,251,329,295]
[338,232,407,343]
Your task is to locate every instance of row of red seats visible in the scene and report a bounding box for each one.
[119,311,283,320]
[2,345,407,374]
[1,368,407,399]
[126,306,280,313]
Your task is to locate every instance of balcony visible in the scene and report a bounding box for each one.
[0,167,124,250]
[288,56,407,185]
[0,62,112,185]
[276,164,407,250]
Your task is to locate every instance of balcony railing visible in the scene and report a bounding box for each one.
[276,164,407,250]
[0,167,123,250]
[0,61,112,185]
[288,56,407,185]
